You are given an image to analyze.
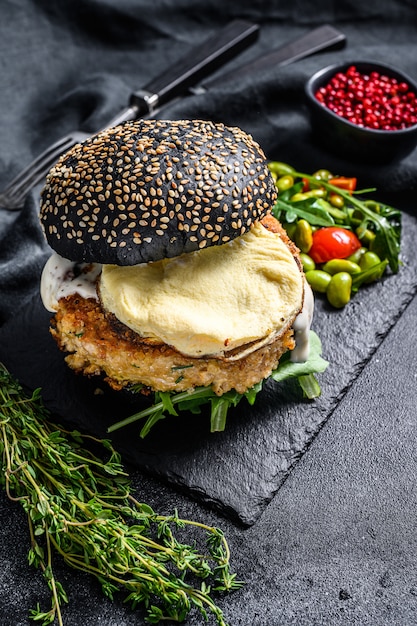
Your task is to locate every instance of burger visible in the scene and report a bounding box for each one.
[39,119,314,425]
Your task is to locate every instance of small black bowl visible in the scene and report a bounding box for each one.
[305,61,417,163]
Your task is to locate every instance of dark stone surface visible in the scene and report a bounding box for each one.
[2,291,417,625]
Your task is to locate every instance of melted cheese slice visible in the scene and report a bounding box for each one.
[99,221,304,358]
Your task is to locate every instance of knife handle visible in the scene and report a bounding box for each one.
[203,24,347,89]
[129,19,259,114]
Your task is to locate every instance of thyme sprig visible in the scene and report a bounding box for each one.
[0,363,242,626]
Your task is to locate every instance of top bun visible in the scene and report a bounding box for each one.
[40,119,277,265]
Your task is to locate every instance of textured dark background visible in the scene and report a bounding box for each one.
[1,1,417,624]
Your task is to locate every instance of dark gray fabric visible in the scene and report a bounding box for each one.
[2,1,417,624]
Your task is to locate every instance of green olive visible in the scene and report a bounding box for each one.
[359,250,384,283]
[326,272,352,308]
[305,269,332,293]
[268,161,296,177]
[300,253,316,273]
[321,258,361,275]
[276,174,294,192]
[295,219,313,253]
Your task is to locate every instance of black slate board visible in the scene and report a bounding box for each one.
[1,212,417,526]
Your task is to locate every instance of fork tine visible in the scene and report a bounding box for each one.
[0,135,78,209]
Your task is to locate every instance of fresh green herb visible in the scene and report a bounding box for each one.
[269,331,328,384]
[351,259,389,293]
[273,181,336,228]
[109,331,328,438]
[0,363,242,626]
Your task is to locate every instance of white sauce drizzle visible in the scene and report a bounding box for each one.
[291,280,314,363]
[40,253,101,312]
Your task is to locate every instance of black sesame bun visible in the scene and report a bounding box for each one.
[40,119,277,265]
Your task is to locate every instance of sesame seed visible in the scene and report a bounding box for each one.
[39,118,276,264]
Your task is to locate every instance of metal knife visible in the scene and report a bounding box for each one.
[197,24,346,92]
[116,19,260,122]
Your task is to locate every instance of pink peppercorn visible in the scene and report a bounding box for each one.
[315,65,417,131]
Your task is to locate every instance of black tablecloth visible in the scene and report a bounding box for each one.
[1,1,417,624]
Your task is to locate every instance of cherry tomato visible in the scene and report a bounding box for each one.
[309,227,362,264]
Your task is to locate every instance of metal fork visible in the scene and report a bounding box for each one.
[0,132,89,210]
[0,19,259,211]
[0,106,137,210]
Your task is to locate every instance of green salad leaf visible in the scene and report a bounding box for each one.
[270,330,328,382]
[107,331,328,438]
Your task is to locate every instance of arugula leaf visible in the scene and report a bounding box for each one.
[107,331,328,437]
[244,381,263,405]
[210,395,236,432]
[270,331,328,383]
[274,197,336,227]
[351,259,389,292]
[157,391,178,416]
[298,374,322,399]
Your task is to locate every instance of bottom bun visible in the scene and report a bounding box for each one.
[51,294,296,395]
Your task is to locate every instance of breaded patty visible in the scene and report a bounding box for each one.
[51,294,296,395]
[49,216,302,395]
